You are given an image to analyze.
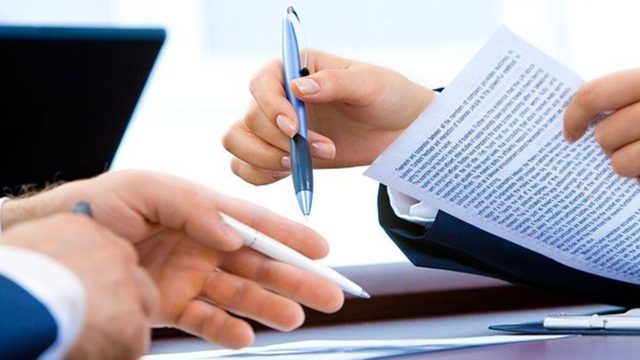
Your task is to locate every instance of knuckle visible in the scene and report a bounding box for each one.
[259,95,279,119]
[243,110,261,133]
[248,72,263,97]
[319,71,338,90]
[248,60,278,98]
[593,124,611,150]
[222,126,239,154]
[574,81,600,114]
[245,174,265,186]
[231,160,269,186]
[355,66,378,89]
[254,257,272,283]
[229,159,242,177]
[611,153,632,177]
[229,280,248,306]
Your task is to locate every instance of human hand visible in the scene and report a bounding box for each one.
[223,50,435,185]
[1,214,159,359]
[564,68,640,177]
[1,170,344,348]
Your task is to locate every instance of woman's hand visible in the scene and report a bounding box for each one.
[564,68,640,178]
[223,50,435,185]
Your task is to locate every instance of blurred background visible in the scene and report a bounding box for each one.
[2,0,639,266]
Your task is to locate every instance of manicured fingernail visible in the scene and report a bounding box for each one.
[219,222,243,247]
[311,142,336,160]
[293,78,320,95]
[280,155,291,169]
[272,170,290,179]
[276,115,297,137]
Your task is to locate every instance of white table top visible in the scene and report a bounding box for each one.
[148,303,616,355]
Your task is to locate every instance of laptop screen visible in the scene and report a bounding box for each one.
[0,26,165,193]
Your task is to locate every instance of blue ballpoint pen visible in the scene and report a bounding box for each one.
[282,6,313,218]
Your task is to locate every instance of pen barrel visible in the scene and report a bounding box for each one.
[282,18,308,137]
[290,134,313,194]
[221,214,366,297]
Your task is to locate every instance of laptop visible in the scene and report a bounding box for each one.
[0,26,165,193]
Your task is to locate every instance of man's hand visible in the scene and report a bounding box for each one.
[564,68,640,178]
[1,170,344,348]
[223,50,436,185]
[1,214,159,359]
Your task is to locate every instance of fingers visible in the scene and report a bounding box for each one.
[564,69,640,142]
[230,158,290,186]
[221,248,344,313]
[213,191,330,259]
[111,171,328,258]
[243,100,292,152]
[593,102,640,156]
[225,102,336,186]
[610,140,640,178]
[113,171,246,252]
[201,269,305,331]
[290,66,383,106]
[176,299,255,349]
[223,121,289,171]
[225,119,336,186]
[249,60,299,137]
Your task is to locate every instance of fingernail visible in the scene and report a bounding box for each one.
[293,78,320,95]
[280,155,291,169]
[276,115,297,137]
[219,222,243,248]
[272,170,290,179]
[311,142,336,160]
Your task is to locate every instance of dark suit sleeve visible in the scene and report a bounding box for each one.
[378,184,640,306]
[0,274,58,359]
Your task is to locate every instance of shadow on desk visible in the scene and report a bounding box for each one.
[153,262,586,339]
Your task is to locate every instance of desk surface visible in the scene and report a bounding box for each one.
[149,304,618,357]
[400,335,639,359]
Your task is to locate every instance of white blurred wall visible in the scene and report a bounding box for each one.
[1,1,639,266]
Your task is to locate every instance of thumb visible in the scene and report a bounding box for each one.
[290,67,379,106]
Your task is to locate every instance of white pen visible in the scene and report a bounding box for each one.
[222,215,370,299]
[544,309,640,330]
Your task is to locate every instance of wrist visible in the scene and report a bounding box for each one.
[1,198,36,231]
[1,181,81,231]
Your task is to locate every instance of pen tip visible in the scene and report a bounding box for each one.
[296,190,313,217]
[304,215,309,223]
[360,290,371,299]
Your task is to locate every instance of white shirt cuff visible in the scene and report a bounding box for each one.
[387,187,439,225]
[0,245,86,360]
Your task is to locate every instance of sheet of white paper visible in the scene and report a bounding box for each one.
[365,27,640,285]
[142,335,567,360]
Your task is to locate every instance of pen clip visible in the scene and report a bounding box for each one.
[286,6,309,76]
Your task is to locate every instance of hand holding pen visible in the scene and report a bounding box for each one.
[282,6,314,217]
[224,40,434,186]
